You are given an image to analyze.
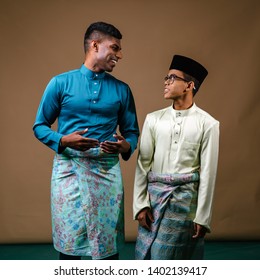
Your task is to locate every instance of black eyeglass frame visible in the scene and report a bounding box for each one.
[164,74,189,84]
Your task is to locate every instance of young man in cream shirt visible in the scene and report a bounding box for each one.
[133,55,219,260]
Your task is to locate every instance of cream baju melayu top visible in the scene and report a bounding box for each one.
[133,103,219,231]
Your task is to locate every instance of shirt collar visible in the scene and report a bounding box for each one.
[80,64,106,79]
[170,103,197,118]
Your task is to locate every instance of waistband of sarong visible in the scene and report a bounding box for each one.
[148,171,199,186]
[56,147,119,159]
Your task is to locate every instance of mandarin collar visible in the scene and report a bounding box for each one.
[170,103,197,118]
[80,64,106,79]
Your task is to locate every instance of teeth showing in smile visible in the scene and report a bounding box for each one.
[111,59,117,64]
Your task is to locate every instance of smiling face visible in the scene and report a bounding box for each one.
[94,36,122,72]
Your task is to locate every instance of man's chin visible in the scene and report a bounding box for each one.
[163,94,171,100]
[104,66,114,72]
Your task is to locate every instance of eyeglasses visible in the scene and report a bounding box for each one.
[164,74,189,84]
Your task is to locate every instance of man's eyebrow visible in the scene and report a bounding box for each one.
[111,44,121,50]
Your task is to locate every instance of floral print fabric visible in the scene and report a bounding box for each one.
[51,147,124,259]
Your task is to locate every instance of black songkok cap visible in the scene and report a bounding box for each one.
[170,55,208,86]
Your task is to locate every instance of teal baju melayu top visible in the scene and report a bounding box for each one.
[33,64,139,159]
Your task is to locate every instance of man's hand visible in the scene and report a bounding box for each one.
[192,223,207,238]
[137,208,154,231]
[60,129,99,151]
[100,134,130,154]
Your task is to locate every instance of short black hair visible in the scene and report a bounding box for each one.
[84,22,122,53]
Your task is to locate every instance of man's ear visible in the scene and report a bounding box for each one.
[90,40,99,52]
[186,81,195,92]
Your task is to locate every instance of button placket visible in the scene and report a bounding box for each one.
[169,114,181,163]
[173,112,182,144]
[91,76,101,103]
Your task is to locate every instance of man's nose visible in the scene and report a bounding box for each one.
[116,50,123,60]
[164,79,170,85]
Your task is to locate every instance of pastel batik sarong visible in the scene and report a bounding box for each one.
[135,171,204,260]
[51,147,124,259]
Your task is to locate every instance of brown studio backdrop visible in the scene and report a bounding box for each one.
[0,0,260,243]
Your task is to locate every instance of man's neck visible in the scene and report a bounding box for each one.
[172,99,193,110]
[84,60,101,72]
